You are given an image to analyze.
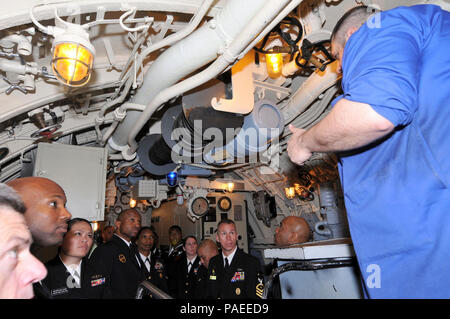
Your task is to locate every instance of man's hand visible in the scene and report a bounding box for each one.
[287,124,313,165]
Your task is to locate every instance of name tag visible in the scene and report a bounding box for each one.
[51,287,69,296]
[91,277,106,287]
[209,275,216,280]
[231,271,245,282]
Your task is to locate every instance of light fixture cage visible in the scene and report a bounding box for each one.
[52,41,94,86]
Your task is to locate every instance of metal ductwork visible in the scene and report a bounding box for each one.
[106,0,301,159]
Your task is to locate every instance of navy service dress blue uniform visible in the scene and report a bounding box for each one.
[136,253,169,294]
[193,264,209,299]
[89,234,144,298]
[171,255,201,298]
[34,256,105,299]
[207,249,264,299]
[162,242,184,294]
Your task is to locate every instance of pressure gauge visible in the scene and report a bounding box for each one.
[113,205,123,215]
[190,197,209,217]
[218,196,232,212]
[120,193,131,205]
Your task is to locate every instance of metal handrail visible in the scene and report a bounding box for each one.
[135,280,173,299]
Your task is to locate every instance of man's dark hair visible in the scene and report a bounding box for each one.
[169,225,182,234]
[183,235,198,247]
[331,5,380,46]
[217,218,236,230]
[117,208,139,222]
[0,183,26,214]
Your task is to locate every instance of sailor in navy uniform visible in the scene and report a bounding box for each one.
[194,239,219,299]
[162,225,184,292]
[35,218,106,299]
[89,209,144,299]
[207,219,264,299]
[171,236,201,298]
[40,255,105,299]
[135,227,169,293]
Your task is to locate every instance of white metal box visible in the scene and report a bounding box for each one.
[33,142,107,222]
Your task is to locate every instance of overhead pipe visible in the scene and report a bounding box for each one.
[110,0,304,159]
[108,0,253,153]
[98,0,214,147]
[281,60,341,125]
[123,0,304,157]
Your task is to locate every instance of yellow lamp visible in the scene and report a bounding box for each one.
[129,198,137,208]
[265,53,283,79]
[91,221,99,232]
[285,187,295,199]
[29,6,95,86]
[226,182,235,193]
[51,23,95,87]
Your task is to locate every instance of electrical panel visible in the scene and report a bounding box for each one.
[202,192,249,253]
[33,142,107,222]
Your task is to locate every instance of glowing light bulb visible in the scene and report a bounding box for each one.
[285,187,295,199]
[52,42,93,86]
[265,53,283,79]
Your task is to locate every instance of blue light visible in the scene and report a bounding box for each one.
[167,171,178,187]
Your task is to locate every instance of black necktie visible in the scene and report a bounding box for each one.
[145,257,150,272]
[224,258,230,271]
[188,261,192,273]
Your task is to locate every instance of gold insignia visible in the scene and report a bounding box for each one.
[256,278,264,298]
[118,254,126,263]
[236,288,241,295]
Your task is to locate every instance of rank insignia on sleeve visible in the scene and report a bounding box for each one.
[118,254,126,263]
[256,277,264,298]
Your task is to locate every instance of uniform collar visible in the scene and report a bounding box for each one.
[114,233,131,247]
[222,246,238,265]
[59,254,82,281]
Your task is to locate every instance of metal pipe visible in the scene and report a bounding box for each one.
[107,0,216,151]
[125,0,296,155]
[282,61,341,124]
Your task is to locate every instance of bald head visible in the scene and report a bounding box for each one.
[7,177,71,247]
[197,239,219,269]
[275,216,311,246]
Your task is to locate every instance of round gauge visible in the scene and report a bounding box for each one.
[191,197,209,217]
[113,205,123,215]
[218,196,232,212]
[120,193,131,205]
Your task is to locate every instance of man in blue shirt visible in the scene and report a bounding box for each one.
[288,4,450,298]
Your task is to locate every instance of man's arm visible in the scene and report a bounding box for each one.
[287,98,395,165]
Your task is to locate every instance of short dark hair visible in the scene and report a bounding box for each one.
[217,218,236,230]
[66,218,92,234]
[136,226,155,240]
[331,5,380,46]
[117,208,139,222]
[169,225,182,234]
[183,235,197,247]
[0,183,26,214]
